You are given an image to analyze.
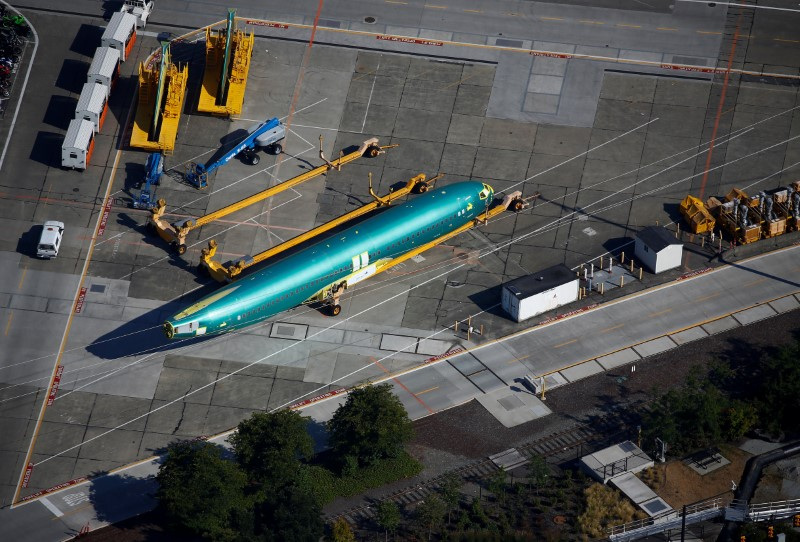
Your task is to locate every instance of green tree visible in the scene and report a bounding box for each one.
[416,494,446,541]
[331,517,356,542]
[156,441,251,541]
[376,500,401,541]
[757,341,800,435]
[527,454,549,494]
[228,410,313,487]
[253,483,323,542]
[488,467,508,503]
[439,473,462,524]
[327,383,413,468]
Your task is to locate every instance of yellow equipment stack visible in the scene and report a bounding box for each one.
[130,44,188,153]
[197,11,253,116]
[679,195,715,234]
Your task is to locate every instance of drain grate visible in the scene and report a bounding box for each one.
[90,284,106,293]
[364,16,376,24]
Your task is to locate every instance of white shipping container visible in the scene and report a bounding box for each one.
[62,119,96,170]
[75,82,110,132]
[87,46,120,91]
[501,264,579,322]
[101,12,137,61]
[634,226,683,274]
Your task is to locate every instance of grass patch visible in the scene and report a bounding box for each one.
[308,451,422,504]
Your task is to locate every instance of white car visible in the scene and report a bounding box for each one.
[36,221,64,259]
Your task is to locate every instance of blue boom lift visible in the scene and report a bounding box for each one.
[132,152,164,209]
[186,118,285,189]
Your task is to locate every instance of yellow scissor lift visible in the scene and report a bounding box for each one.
[147,137,396,254]
[130,42,188,153]
[198,10,254,116]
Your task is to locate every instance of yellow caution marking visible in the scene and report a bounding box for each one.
[506,354,531,364]
[697,30,722,35]
[464,9,481,13]
[657,27,678,31]
[649,308,672,317]
[600,323,625,333]
[553,338,578,348]
[617,23,642,28]
[541,16,564,21]
[416,386,439,395]
[18,264,27,290]
[426,4,447,9]
[4,312,12,336]
[580,20,605,25]
[743,277,767,287]
[775,38,800,43]
[385,0,408,3]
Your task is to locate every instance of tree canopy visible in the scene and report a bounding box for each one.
[228,409,313,488]
[327,383,414,468]
[156,441,251,541]
[253,483,323,542]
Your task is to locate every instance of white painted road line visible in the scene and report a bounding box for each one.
[39,497,63,518]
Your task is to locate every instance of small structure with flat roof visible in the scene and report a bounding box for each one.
[501,264,579,322]
[635,226,683,274]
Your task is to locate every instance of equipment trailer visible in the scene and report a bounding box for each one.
[132,152,163,209]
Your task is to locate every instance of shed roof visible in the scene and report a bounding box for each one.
[637,226,682,252]
[503,264,576,298]
[63,119,94,149]
[76,82,108,113]
[102,12,136,44]
[88,46,120,77]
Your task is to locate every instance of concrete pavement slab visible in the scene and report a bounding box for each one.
[560,360,604,382]
[78,427,144,464]
[670,325,709,345]
[379,334,418,352]
[596,348,641,371]
[599,73,656,103]
[769,294,799,314]
[468,370,506,393]
[632,336,677,358]
[210,374,272,410]
[416,338,452,356]
[152,367,216,405]
[733,304,777,326]
[476,387,551,428]
[453,85,491,116]
[270,322,308,340]
[654,78,711,107]
[87,396,151,431]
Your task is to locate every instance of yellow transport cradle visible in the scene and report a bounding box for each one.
[130,44,188,153]
[198,11,254,116]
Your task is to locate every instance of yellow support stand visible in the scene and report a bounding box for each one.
[130,46,188,154]
[197,17,254,116]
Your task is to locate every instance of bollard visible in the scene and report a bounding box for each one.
[454,320,458,332]
[608,257,613,273]
[600,256,603,269]
[630,259,634,273]
[600,282,604,295]
[701,236,705,247]
[620,275,624,287]
[590,263,594,278]
[639,267,643,280]
[621,252,625,264]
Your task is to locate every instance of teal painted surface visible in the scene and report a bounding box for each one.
[165,181,493,338]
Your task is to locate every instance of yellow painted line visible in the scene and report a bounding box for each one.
[18,264,27,290]
[600,323,624,333]
[657,27,678,31]
[697,30,722,35]
[649,308,672,317]
[775,38,800,43]
[743,277,767,287]
[426,4,447,9]
[580,20,604,25]
[385,0,407,3]
[506,12,522,16]
[506,353,531,364]
[541,16,564,21]
[695,292,721,302]
[617,23,642,28]
[463,9,481,13]
[51,502,92,520]
[416,386,439,395]
[553,338,578,348]
[4,312,12,335]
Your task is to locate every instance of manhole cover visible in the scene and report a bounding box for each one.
[364,16,376,24]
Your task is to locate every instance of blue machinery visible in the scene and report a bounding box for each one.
[185,117,286,189]
[133,152,163,209]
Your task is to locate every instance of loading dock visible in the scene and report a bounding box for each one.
[75,82,110,132]
[87,46,120,91]
[101,11,137,62]
[61,119,95,170]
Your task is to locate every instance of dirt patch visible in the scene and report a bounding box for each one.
[639,444,752,508]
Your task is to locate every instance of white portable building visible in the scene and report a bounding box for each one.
[501,264,579,322]
[75,82,110,132]
[87,46,120,91]
[62,119,96,170]
[101,12,137,61]
[634,226,683,274]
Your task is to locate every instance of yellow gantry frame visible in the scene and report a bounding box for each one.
[148,137,396,254]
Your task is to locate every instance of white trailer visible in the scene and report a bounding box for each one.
[501,264,579,322]
[62,119,96,170]
[101,11,137,61]
[75,82,110,132]
[121,0,154,28]
[87,46,120,91]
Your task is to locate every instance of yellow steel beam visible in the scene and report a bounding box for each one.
[203,173,438,281]
[189,138,395,230]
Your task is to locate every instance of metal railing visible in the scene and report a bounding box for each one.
[608,496,728,541]
[747,497,800,522]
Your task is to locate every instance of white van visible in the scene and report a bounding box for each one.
[36,221,65,259]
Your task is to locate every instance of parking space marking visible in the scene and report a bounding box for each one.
[39,497,63,518]
[4,312,12,336]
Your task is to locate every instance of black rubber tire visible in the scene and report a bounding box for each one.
[513,200,524,212]
[417,184,428,193]
[366,145,380,158]
[250,153,260,165]
[331,304,341,316]
[177,244,187,255]
[270,143,282,155]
